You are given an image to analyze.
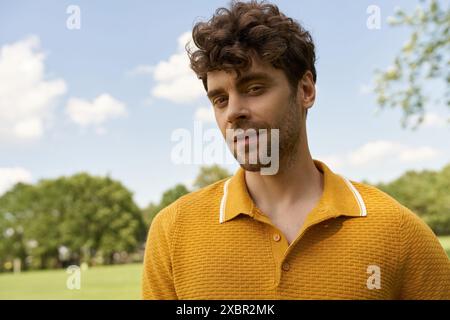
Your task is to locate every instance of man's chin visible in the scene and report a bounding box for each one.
[239,163,261,172]
[238,162,271,172]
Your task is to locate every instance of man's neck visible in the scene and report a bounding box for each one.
[244,151,324,221]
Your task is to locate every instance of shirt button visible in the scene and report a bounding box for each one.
[282,262,290,271]
[272,233,281,242]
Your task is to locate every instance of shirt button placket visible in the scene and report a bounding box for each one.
[269,229,287,288]
[282,262,290,272]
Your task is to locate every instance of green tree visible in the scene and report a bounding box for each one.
[159,184,190,208]
[142,203,160,227]
[377,163,450,235]
[193,165,232,189]
[0,183,35,271]
[0,173,146,271]
[373,0,450,128]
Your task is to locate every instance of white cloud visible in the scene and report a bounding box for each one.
[0,167,32,195]
[66,93,127,129]
[149,32,204,104]
[0,36,67,141]
[152,75,204,103]
[349,140,439,166]
[348,140,399,166]
[320,140,439,168]
[397,146,438,162]
[194,106,215,124]
[318,140,441,183]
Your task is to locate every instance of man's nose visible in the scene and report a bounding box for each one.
[226,94,250,123]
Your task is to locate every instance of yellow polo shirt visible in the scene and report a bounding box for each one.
[142,160,450,299]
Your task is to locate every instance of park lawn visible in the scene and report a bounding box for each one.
[0,263,143,300]
[439,235,450,258]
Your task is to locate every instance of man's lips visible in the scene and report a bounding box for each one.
[233,132,258,142]
[233,132,259,146]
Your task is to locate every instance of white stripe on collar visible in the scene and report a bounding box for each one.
[340,175,367,217]
[219,178,232,224]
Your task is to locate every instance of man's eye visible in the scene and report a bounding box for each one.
[247,86,264,94]
[213,97,227,107]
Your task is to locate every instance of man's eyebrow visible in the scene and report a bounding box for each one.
[207,72,274,100]
[235,72,274,87]
[207,88,225,100]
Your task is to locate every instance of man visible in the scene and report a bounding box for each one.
[142,0,450,299]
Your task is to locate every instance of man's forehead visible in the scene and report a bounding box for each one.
[206,59,278,89]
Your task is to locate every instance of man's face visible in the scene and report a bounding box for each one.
[206,56,304,173]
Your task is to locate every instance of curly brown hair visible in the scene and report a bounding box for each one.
[187,0,317,93]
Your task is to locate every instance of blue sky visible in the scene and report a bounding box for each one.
[0,0,449,208]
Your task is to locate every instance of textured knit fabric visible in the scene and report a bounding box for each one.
[142,160,450,300]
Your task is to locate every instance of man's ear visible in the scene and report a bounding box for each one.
[297,71,316,110]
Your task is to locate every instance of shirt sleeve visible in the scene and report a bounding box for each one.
[142,203,178,300]
[398,206,450,299]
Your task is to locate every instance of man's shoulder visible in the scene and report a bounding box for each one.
[350,180,400,205]
[349,180,426,226]
[348,180,407,217]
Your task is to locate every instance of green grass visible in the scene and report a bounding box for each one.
[0,263,143,300]
[438,235,450,258]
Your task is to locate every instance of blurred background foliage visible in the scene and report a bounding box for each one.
[373,0,450,128]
